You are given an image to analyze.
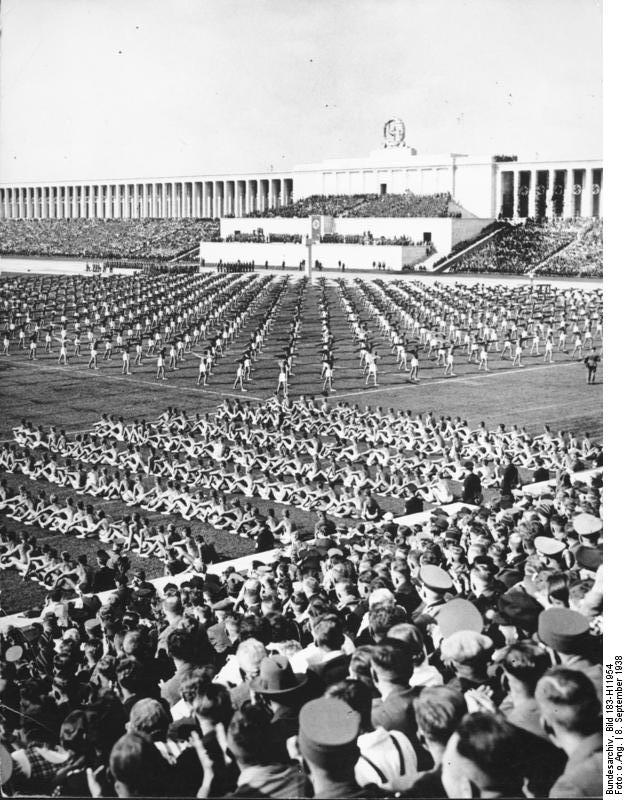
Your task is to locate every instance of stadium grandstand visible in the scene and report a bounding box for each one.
[0,0,605,787]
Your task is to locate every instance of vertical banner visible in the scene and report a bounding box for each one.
[311,215,322,242]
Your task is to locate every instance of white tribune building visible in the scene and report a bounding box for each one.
[0,121,602,270]
[0,120,602,221]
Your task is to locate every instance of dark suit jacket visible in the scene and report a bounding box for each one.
[371,685,419,746]
[462,472,482,503]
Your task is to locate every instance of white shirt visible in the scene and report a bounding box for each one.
[356,727,419,792]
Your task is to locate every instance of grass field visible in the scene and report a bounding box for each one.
[0,272,603,614]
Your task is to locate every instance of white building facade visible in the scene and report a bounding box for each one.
[0,121,602,221]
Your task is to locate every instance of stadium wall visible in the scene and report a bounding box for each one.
[199,241,423,270]
[220,217,494,256]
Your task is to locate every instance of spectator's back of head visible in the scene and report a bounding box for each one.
[370,641,413,686]
[109,732,170,797]
[128,698,169,742]
[413,686,467,747]
[501,642,551,695]
[447,712,524,796]
[325,678,373,731]
[313,613,344,651]
[535,666,601,738]
[227,703,274,766]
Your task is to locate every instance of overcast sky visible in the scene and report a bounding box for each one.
[0,0,602,183]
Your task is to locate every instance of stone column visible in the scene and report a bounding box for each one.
[581,168,593,217]
[511,171,518,218]
[527,171,536,220]
[165,184,171,218]
[545,169,555,218]
[562,169,573,219]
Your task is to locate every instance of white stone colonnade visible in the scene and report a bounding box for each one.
[0,176,294,220]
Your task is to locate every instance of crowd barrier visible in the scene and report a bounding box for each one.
[521,467,602,498]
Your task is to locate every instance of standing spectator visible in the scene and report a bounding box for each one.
[535,667,602,797]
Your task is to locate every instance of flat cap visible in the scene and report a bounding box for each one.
[538,608,591,654]
[418,565,453,593]
[298,698,360,769]
[572,513,602,538]
[436,599,482,638]
[534,536,566,557]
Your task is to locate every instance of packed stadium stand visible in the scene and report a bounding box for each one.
[534,218,603,278]
[447,218,601,276]
[0,218,221,261]
[246,192,457,218]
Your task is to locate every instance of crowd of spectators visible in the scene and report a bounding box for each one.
[347,194,455,219]
[449,219,595,276]
[247,193,455,220]
[0,219,221,262]
[0,398,604,796]
[244,195,376,219]
[535,220,603,278]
